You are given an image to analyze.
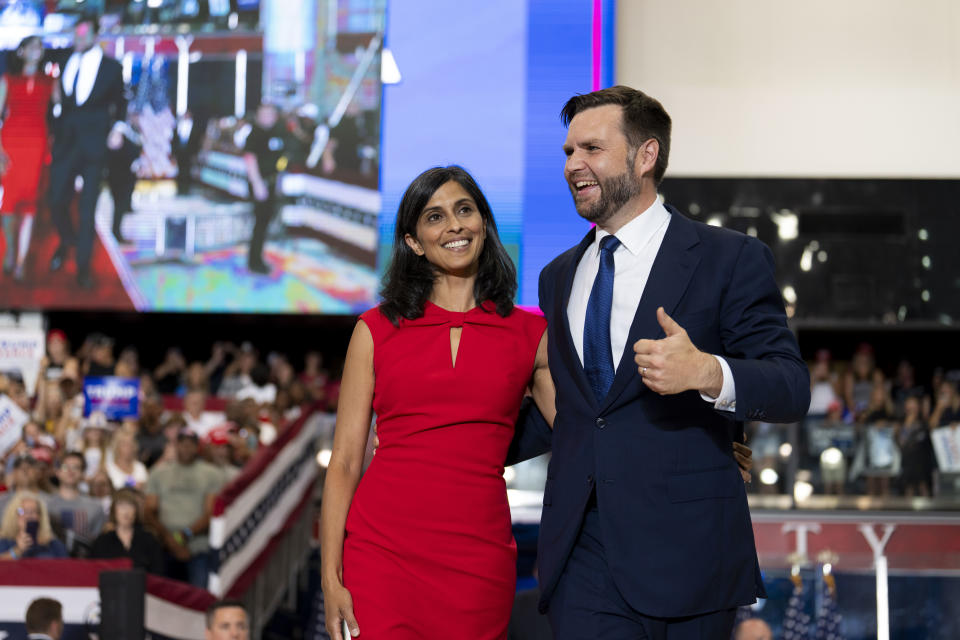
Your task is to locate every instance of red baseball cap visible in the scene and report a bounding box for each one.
[205,423,234,446]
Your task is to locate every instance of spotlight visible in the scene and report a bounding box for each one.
[772,209,798,241]
[759,468,779,486]
[782,286,797,305]
[381,48,402,84]
[820,447,843,468]
[794,480,814,502]
[317,448,332,468]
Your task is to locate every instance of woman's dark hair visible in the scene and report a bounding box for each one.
[108,488,143,527]
[379,166,516,325]
[6,35,42,76]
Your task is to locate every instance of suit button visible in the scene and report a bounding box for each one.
[586,474,594,484]
[596,418,606,429]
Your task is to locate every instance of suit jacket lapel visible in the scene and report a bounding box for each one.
[555,227,598,408]
[87,55,106,105]
[600,208,701,412]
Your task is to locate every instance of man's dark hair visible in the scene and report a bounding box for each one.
[560,85,672,185]
[26,597,62,633]
[205,599,247,629]
[74,16,99,34]
[379,165,516,325]
[249,363,271,387]
[60,450,87,472]
[13,454,37,469]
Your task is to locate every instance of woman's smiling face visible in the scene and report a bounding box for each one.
[405,180,486,278]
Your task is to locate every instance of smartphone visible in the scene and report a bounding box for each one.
[26,520,39,545]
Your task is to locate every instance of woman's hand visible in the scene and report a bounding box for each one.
[733,440,754,484]
[14,530,33,556]
[322,578,359,639]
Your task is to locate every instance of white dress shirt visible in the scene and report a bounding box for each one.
[62,45,103,106]
[566,198,736,410]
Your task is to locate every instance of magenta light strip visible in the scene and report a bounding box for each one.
[591,0,603,90]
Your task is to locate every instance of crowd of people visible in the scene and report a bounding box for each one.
[750,343,957,498]
[17,595,251,640]
[0,327,338,589]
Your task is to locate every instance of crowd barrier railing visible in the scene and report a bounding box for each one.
[208,408,334,635]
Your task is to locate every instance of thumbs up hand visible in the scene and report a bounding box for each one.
[632,307,723,396]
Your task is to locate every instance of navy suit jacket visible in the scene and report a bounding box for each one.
[529,206,809,618]
[54,53,126,159]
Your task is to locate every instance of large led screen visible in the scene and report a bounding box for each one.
[0,0,384,313]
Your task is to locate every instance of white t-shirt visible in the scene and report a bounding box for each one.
[105,458,149,490]
[184,411,226,438]
[236,383,277,405]
[809,381,839,415]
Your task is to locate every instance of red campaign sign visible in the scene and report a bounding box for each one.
[752,513,960,572]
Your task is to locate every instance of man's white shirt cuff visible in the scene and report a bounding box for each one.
[700,355,736,412]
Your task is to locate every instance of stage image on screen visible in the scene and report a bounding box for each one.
[0,0,384,313]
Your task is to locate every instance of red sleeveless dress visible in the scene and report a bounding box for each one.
[343,301,546,639]
[1,73,53,214]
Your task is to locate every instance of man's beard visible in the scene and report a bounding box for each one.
[571,170,642,226]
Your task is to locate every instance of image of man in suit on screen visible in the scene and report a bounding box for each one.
[522,86,810,639]
[47,16,126,289]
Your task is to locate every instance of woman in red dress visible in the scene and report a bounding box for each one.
[0,35,57,281]
[320,166,556,639]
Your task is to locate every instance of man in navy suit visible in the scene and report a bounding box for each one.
[48,16,126,289]
[532,86,809,639]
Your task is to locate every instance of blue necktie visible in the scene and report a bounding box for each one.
[583,234,621,402]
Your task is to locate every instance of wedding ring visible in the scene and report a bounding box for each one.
[642,367,647,376]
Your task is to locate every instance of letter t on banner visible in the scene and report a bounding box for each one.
[858,524,896,640]
[782,522,821,565]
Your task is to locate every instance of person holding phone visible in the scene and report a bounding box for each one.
[0,492,67,559]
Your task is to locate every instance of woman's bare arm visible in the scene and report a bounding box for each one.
[319,320,375,639]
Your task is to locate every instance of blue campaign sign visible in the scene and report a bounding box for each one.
[83,377,140,420]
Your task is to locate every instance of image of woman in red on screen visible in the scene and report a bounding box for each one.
[0,35,58,282]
